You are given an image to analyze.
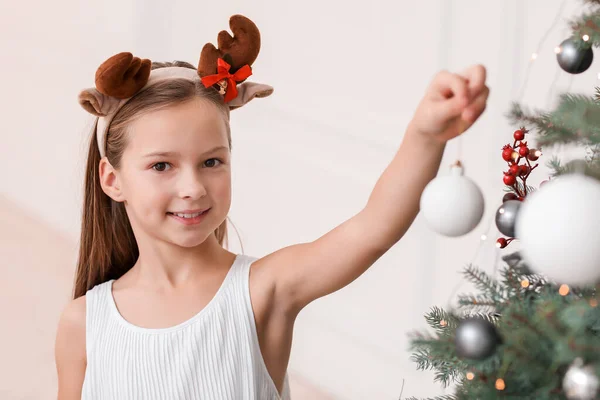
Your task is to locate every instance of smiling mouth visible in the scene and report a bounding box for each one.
[167,209,210,219]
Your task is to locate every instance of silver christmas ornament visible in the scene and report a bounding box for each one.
[557,38,594,74]
[563,358,599,400]
[455,317,501,360]
[495,200,522,237]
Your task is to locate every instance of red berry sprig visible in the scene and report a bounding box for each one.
[497,127,541,248]
[501,128,541,199]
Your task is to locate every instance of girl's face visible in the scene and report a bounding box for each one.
[113,98,231,248]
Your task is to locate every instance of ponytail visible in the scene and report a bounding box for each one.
[73,125,138,299]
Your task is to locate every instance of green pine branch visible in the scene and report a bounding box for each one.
[506,102,570,147]
[507,94,600,148]
[546,157,564,177]
[502,181,537,197]
[546,155,600,179]
[570,9,600,47]
[457,294,497,311]
[408,343,465,388]
[409,262,600,399]
[462,265,505,303]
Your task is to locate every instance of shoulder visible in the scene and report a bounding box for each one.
[55,296,87,356]
[55,296,87,397]
[55,296,87,367]
[60,295,87,325]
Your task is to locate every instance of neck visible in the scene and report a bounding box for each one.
[130,232,235,289]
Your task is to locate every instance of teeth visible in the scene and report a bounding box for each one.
[173,211,204,218]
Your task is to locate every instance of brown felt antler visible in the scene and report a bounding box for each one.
[95,52,152,99]
[198,14,261,80]
[79,14,271,122]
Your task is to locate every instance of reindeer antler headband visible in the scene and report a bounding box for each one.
[78,15,273,158]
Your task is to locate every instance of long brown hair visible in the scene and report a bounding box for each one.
[73,61,233,299]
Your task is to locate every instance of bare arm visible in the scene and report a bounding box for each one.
[256,66,489,314]
[55,296,87,400]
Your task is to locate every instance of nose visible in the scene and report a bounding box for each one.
[178,167,207,200]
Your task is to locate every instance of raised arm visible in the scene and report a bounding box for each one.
[255,65,489,314]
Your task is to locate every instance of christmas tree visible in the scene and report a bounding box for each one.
[408,2,600,399]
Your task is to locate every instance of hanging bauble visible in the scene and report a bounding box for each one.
[563,358,599,400]
[557,37,594,74]
[516,174,600,287]
[495,200,522,237]
[455,317,501,361]
[420,162,485,237]
[502,192,518,202]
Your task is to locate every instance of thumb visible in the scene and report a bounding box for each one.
[461,85,489,124]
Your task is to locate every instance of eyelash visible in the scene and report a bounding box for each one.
[151,159,223,172]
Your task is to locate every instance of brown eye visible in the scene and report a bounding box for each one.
[204,158,222,168]
[152,162,170,172]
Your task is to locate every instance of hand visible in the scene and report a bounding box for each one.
[409,64,489,143]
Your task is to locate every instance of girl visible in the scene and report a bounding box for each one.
[55,14,489,400]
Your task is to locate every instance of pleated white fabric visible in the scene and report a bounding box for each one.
[81,254,291,399]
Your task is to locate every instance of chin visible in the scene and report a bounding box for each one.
[171,232,212,248]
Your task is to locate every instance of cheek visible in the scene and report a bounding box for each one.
[125,173,170,212]
[211,173,232,202]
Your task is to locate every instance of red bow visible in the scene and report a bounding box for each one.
[200,58,252,102]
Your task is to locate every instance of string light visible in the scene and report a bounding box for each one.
[495,378,506,391]
[559,284,570,296]
[590,298,598,308]
[481,234,487,241]
[555,46,562,54]
[517,0,566,101]
[583,34,590,41]
[521,279,530,288]
[466,372,475,381]
[440,320,448,327]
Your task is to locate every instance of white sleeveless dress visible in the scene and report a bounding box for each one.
[81,254,291,399]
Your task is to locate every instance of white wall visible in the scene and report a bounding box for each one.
[2,0,598,398]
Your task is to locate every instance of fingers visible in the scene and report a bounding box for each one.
[430,70,470,119]
[432,70,469,101]
[425,65,488,132]
[462,85,489,124]
[460,64,487,98]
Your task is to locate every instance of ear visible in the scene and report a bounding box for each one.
[98,157,125,202]
[229,81,273,110]
[78,88,122,117]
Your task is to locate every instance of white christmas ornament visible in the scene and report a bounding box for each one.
[563,358,599,400]
[516,173,600,287]
[420,162,485,237]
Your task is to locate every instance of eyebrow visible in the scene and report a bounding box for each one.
[142,145,229,158]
